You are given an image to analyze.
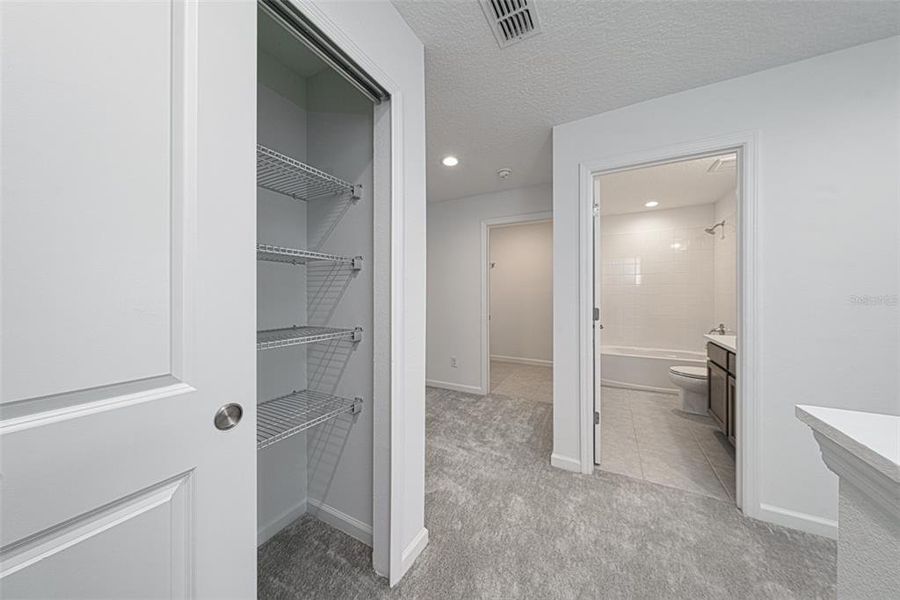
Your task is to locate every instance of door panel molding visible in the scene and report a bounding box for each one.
[0,472,193,597]
[0,377,194,434]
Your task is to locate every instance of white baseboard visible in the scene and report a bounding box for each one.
[308,498,373,546]
[600,378,678,395]
[425,378,484,395]
[490,354,553,367]
[391,527,429,586]
[257,499,307,547]
[757,503,838,539]
[550,452,582,473]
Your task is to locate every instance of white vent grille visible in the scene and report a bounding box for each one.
[479,0,542,48]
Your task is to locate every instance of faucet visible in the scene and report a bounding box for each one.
[708,323,726,335]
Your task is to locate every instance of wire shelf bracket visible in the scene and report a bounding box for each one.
[257,244,363,270]
[257,325,363,350]
[257,144,360,201]
[257,390,363,450]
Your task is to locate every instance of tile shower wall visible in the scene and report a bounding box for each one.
[601,204,715,352]
[713,190,737,331]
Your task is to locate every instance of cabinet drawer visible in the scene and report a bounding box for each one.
[707,342,729,370]
[727,351,736,375]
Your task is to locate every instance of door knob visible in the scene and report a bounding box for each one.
[214,403,243,431]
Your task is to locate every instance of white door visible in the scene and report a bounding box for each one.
[593,200,603,464]
[0,2,257,598]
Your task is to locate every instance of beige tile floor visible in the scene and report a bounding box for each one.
[599,386,736,502]
[490,359,553,403]
[489,361,735,501]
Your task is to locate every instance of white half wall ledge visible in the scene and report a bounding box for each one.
[797,405,900,598]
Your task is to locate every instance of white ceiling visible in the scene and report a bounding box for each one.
[391,0,900,202]
[596,153,736,216]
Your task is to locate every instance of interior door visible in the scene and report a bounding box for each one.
[593,197,603,464]
[0,2,256,598]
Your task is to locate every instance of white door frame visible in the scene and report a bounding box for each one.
[480,212,553,396]
[579,132,759,516]
[281,0,422,583]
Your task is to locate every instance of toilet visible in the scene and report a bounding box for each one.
[668,365,708,415]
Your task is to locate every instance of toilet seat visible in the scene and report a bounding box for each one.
[669,365,707,379]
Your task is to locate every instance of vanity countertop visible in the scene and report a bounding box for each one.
[796,405,900,483]
[704,334,736,353]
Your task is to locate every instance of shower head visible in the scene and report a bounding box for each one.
[705,220,726,238]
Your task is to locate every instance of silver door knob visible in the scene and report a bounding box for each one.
[214,403,243,431]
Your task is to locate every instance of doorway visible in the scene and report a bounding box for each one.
[586,142,753,510]
[481,213,553,398]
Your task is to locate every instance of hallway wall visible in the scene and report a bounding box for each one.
[552,36,900,537]
[427,184,551,393]
[489,220,553,365]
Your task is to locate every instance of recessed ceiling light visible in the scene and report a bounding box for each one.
[442,155,459,167]
[644,200,659,208]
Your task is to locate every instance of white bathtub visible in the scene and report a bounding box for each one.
[600,346,706,394]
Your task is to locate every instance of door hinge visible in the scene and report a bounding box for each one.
[594,411,600,425]
[593,307,600,322]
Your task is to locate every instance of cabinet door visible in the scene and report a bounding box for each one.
[707,362,728,432]
[727,375,737,446]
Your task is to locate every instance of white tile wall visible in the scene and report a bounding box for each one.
[713,190,737,331]
[600,205,715,352]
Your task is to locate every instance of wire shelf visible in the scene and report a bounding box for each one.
[257,390,362,450]
[257,244,362,269]
[257,145,358,201]
[257,325,362,350]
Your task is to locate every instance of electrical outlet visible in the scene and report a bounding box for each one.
[450,356,458,368]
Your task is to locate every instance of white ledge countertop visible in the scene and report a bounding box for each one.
[796,405,900,484]
[703,334,736,353]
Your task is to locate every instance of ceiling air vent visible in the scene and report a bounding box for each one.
[479,0,542,48]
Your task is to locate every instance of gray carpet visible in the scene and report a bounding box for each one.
[259,386,836,599]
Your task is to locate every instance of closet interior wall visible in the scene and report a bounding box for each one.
[256,26,375,546]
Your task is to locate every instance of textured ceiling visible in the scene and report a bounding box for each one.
[391,0,900,202]
[596,153,736,216]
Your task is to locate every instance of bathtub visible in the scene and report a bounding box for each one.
[600,346,706,394]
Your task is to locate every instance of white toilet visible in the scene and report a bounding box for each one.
[668,365,708,415]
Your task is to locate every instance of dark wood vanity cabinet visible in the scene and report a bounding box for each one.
[707,342,736,445]
[727,375,736,445]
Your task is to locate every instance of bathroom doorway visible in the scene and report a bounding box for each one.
[591,151,741,505]
[481,213,553,399]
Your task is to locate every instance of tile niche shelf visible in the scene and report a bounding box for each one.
[257,244,363,270]
[256,144,361,201]
[257,390,363,450]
